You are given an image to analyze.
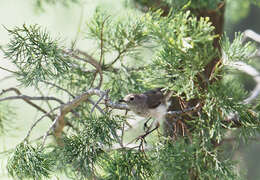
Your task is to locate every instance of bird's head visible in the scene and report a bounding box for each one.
[119,94,145,108]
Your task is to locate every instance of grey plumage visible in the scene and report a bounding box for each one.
[120,88,172,121]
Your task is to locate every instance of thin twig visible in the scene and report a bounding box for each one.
[76,50,103,89]
[0,94,64,104]
[41,80,75,98]
[167,103,201,116]
[24,106,60,142]
[106,49,127,67]
[0,88,56,120]
[88,98,105,115]
[243,29,260,43]
[0,66,17,74]
[36,86,55,117]
[231,61,260,104]
[90,92,106,114]
[121,122,125,146]
[63,49,103,89]
[42,115,60,148]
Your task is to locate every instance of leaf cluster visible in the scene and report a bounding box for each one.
[5,24,71,86]
[132,0,224,12]
[88,8,149,66]
[101,150,153,180]
[49,113,125,179]
[7,143,54,180]
[152,140,239,180]
[141,10,217,98]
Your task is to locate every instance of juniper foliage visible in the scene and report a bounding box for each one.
[1,0,260,179]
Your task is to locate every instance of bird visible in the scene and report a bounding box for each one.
[119,88,172,137]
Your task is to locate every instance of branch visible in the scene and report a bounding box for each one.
[230,61,260,104]
[0,88,59,120]
[41,80,75,98]
[0,94,64,104]
[99,16,110,65]
[42,80,105,115]
[0,66,17,74]
[243,29,260,43]
[72,50,103,89]
[167,103,201,116]
[53,88,129,143]
[42,115,60,148]
[24,106,60,142]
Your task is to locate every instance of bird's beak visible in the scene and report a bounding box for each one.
[119,99,126,103]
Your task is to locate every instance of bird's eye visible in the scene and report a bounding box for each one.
[129,97,134,101]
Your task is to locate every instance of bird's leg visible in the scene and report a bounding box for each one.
[143,118,152,131]
[137,122,160,143]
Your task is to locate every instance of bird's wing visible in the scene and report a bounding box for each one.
[144,88,164,109]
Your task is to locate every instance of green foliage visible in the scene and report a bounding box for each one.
[7,143,54,180]
[200,79,257,143]
[142,10,217,99]
[104,68,147,99]
[5,24,70,86]
[166,0,223,10]
[101,150,153,180]
[51,113,124,179]
[58,134,104,179]
[221,33,256,65]
[152,140,239,180]
[1,1,260,179]
[133,0,223,11]
[87,9,149,66]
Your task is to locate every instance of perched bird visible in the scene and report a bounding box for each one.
[119,88,172,135]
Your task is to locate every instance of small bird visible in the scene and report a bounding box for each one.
[119,88,172,136]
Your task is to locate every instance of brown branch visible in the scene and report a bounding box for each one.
[0,94,64,104]
[0,66,17,74]
[0,88,58,120]
[76,50,103,89]
[42,80,105,115]
[53,88,129,144]
[63,50,103,89]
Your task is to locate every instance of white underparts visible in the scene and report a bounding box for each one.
[148,103,167,123]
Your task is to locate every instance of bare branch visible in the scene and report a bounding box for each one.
[0,94,64,104]
[53,88,129,141]
[42,81,105,115]
[0,66,17,74]
[41,80,75,98]
[167,103,202,116]
[74,50,103,89]
[24,106,60,142]
[42,115,60,148]
[90,91,106,114]
[243,29,260,43]
[231,61,260,104]
[0,88,57,120]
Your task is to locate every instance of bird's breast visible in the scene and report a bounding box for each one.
[148,104,167,121]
